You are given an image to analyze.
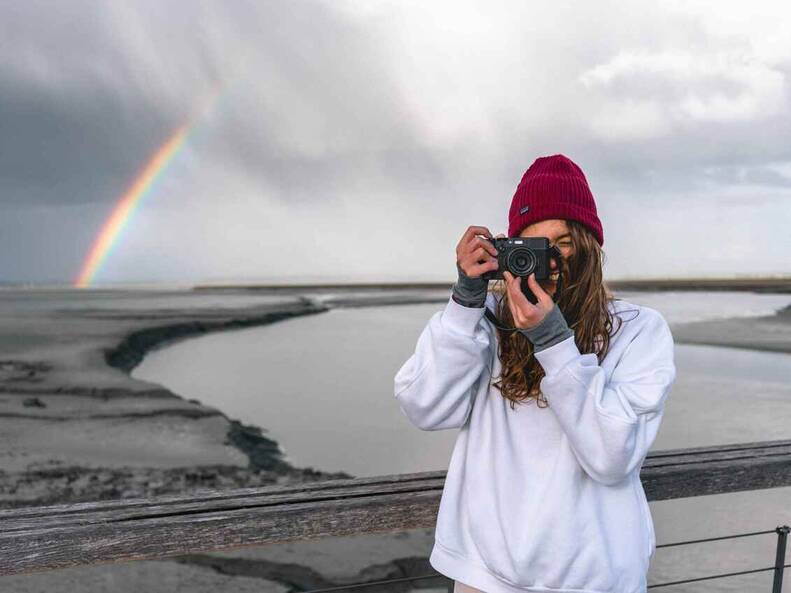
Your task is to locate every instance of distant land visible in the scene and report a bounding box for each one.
[1,276,790,292]
[192,276,791,293]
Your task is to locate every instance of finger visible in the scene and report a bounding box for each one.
[467,258,499,277]
[470,245,497,263]
[502,271,515,299]
[470,236,499,258]
[459,251,492,275]
[508,274,533,314]
[527,272,553,306]
[503,271,527,308]
[459,226,493,249]
[502,272,520,319]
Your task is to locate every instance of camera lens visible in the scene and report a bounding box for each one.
[507,247,536,276]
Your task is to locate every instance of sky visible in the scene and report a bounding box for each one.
[1,0,790,286]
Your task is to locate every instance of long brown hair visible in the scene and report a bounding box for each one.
[488,219,624,411]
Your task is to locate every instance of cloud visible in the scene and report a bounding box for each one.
[579,48,788,140]
[1,0,791,283]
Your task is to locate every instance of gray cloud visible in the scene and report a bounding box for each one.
[1,0,790,283]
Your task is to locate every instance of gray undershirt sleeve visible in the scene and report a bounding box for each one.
[518,304,575,352]
[451,262,489,308]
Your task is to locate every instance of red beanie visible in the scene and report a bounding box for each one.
[508,154,603,247]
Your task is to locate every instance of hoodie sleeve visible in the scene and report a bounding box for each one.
[394,294,492,431]
[533,307,676,486]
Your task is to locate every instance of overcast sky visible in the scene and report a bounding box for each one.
[1,0,790,286]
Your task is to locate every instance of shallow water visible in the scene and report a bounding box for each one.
[133,290,791,477]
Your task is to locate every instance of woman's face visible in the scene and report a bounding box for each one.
[518,219,574,298]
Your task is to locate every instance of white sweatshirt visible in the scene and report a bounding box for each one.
[394,291,676,593]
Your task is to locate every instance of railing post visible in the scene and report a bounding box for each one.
[772,524,789,593]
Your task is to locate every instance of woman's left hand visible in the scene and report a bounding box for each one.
[502,270,555,330]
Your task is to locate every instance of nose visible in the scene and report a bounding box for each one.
[550,258,558,271]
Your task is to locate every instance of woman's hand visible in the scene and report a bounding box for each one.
[502,270,555,330]
[455,226,502,278]
[452,227,507,308]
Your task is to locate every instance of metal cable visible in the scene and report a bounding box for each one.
[648,563,791,588]
[656,528,778,548]
[299,564,791,593]
[298,527,787,593]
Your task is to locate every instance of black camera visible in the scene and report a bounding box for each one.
[480,237,561,282]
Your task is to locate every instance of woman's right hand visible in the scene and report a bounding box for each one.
[456,226,503,278]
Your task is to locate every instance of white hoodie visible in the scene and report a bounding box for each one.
[394,291,676,593]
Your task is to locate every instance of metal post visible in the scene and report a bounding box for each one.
[447,578,455,593]
[772,524,789,593]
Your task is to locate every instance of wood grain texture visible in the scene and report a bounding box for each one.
[2,438,791,576]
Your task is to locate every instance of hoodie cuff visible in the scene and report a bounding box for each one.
[518,304,574,352]
[442,294,487,337]
[533,333,580,376]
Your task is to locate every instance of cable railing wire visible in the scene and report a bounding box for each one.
[297,524,789,593]
[656,527,777,548]
[647,563,791,589]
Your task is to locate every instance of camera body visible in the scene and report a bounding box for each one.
[480,237,561,281]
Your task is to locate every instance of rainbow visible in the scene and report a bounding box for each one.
[74,86,222,288]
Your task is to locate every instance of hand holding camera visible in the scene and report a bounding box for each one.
[451,226,503,308]
[455,226,502,279]
[490,235,562,328]
[453,226,564,325]
[502,270,556,330]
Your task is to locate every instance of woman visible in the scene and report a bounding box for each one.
[393,154,676,593]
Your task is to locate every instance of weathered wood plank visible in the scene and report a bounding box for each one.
[1,438,790,576]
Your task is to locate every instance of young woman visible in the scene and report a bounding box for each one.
[394,154,676,593]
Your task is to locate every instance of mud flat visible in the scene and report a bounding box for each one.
[669,300,791,354]
[0,286,448,509]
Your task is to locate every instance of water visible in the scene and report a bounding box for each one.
[133,290,791,477]
[132,290,791,592]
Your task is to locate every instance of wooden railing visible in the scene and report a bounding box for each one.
[2,437,790,579]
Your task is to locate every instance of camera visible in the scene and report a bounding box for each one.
[480,237,562,282]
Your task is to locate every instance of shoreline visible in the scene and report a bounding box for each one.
[0,286,790,509]
[669,301,791,354]
[189,277,791,292]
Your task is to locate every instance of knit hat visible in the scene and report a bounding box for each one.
[508,154,603,247]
